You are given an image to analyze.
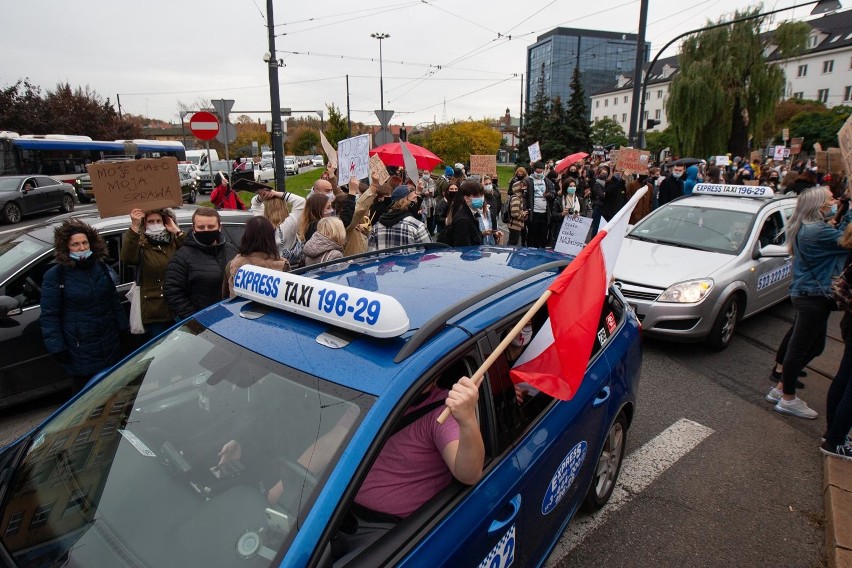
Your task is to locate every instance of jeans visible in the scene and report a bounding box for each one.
[527,212,548,248]
[589,205,603,239]
[145,320,174,341]
[781,295,835,395]
[508,229,522,246]
[825,313,852,445]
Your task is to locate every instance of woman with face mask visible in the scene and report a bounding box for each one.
[449,180,503,247]
[120,208,184,339]
[41,220,129,395]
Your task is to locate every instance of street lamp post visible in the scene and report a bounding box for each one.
[371,33,390,114]
[636,0,841,149]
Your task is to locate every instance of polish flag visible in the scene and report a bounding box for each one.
[510,187,646,400]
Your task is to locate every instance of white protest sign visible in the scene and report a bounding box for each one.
[528,142,542,162]
[553,215,593,256]
[715,155,730,166]
[773,145,785,161]
[337,134,370,183]
[319,131,337,167]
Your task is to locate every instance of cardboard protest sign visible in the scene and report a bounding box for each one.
[337,134,370,183]
[715,155,730,166]
[369,154,390,185]
[469,154,497,176]
[608,149,620,169]
[790,137,803,155]
[814,142,823,152]
[837,114,852,179]
[319,131,337,167]
[828,147,845,175]
[87,157,183,218]
[528,142,542,162]
[614,148,650,174]
[553,215,593,256]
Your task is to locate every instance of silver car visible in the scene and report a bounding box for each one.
[614,186,797,349]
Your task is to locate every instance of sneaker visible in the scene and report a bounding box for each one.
[820,441,852,461]
[768,369,805,389]
[765,387,783,404]
[774,397,818,419]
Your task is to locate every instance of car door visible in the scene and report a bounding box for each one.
[18,177,41,215]
[748,208,792,311]
[36,176,64,210]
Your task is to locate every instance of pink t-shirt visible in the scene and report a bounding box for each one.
[355,388,460,518]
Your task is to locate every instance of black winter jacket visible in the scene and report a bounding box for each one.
[164,231,238,320]
[450,204,483,247]
[602,177,627,221]
[658,174,684,205]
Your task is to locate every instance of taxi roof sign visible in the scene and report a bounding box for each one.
[232,265,410,338]
[692,183,775,198]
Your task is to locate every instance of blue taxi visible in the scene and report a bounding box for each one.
[0,245,641,567]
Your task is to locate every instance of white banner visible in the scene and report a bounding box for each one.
[528,142,542,162]
[553,216,593,256]
[337,134,370,183]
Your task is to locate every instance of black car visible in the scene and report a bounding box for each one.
[179,172,198,204]
[0,176,76,224]
[73,173,94,202]
[0,208,253,409]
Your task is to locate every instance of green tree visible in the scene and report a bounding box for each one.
[542,96,570,160]
[788,105,852,151]
[288,125,320,155]
[426,121,502,166]
[644,126,679,161]
[518,63,550,166]
[565,66,592,151]
[666,14,808,157]
[590,117,628,147]
[325,103,350,147]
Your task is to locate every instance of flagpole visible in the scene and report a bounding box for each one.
[436,289,553,424]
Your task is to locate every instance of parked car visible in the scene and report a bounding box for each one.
[179,172,198,203]
[0,175,76,224]
[178,162,201,181]
[197,160,232,194]
[614,183,797,349]
[73,173,94,203]
[0,208,253,409]
[312,155,324,167]
[0,245,641,567]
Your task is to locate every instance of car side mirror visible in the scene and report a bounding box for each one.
[0,295,23,317]
[757,244,789,259]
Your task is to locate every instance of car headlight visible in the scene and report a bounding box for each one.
[657,279,713,303]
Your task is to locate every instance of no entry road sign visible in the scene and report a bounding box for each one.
[189,111,220,141]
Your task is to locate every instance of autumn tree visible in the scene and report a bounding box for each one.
[666,14,808,157]
[287,125,320,155]
[590,117,628,147]
[325,103,350,146]
[426,120,502,166]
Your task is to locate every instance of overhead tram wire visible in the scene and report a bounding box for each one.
[272,0,419,27]
[120,76,345,97]
[420,1,500,35]
[274,2,425,36]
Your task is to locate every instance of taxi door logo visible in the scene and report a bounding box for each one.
[541,441,588,515]
[478,524,515,568]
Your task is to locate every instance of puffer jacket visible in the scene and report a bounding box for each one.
[303,233,345,266]
[164,230,238,319]
[41,259,128,377]
[120,228,185,324]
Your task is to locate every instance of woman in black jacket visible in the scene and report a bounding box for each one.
[450,180,503,246]
[41,220,128,393]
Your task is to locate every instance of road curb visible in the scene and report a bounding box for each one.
[824,454,852,568]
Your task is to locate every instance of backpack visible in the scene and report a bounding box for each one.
[501,195,512,224]
[436,223,454,246]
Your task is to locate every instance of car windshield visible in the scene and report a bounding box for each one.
[628,204,756,254]
[0,179,21,191]
[0,321,373,567]
[0,238,50,278]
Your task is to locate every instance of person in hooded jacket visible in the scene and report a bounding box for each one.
[682,165,700,196]
[121,207,185,339]
[304,216,347,266]
[41,220,129,394]
[368,185,431,251]
[164,208,238,320]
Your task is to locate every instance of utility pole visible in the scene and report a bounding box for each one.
[116,94,123,119]
[267,0,286,192]
[346,75,352,136]
[628,0,649,147]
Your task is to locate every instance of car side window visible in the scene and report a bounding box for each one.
[5,255,55,308]
[101,233,133,285]
[758,211,786,247]
[36,177,57,187]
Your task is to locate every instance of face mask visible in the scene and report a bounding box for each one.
[829,204,838,216]
[70,250,92,261]
[613,173,622,180]
[511,324,533,347]
[471,197,485,209]
[194,230,219,246]
[597,174,607,180]
[322,209,335,218]
[567,186,577,195]
[326,192,335,202]
[672,171,683,179]
[483,184,493,192]
[534,173,544,180]
[145,223,165,235]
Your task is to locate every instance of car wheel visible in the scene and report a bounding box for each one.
[582,412,627,513]
[60,194,75,213]
[188,189,197,204]
[3,202,22,224]
[706,294,740,351]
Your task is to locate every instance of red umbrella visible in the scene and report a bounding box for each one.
[369,142,443,170]
[554,152,589,173]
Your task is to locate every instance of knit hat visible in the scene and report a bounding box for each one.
[445,165,454,176]
[391,185,412,203]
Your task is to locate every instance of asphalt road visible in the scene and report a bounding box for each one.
[0,301,834,567]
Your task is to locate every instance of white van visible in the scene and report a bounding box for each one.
[186,149,220,168]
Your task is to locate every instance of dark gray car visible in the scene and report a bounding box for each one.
[0,208,253,409]
[0,176,76,224]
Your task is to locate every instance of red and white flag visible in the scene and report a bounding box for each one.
[510,187,647,400]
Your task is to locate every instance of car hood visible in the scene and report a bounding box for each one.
[614,237,735,288]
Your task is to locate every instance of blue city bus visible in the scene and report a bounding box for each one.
[0,132,187,183]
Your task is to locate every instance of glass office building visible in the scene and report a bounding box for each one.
[526,27,649,119]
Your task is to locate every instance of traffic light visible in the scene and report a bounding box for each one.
[646,119,661,130]
[399,128,407,142]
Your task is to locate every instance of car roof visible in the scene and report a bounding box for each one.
[668,193,796,214]
[196,246,569,396]
[0,175,33,181]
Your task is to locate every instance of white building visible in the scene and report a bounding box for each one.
[589,9,852,131]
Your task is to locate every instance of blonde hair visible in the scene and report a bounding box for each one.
[316,216,346,247]
[841,222,852,249]
[263,197,289,228]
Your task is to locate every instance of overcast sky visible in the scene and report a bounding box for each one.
[1,0,829,129]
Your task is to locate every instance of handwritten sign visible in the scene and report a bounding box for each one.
[369,154,390,185]
[553,215,593,256]
[790,137,803,155]
[87,157,182,218]
[470,154,497,176]
[614,148,650,174]
[608,149,620,169]
[773,145,785,161]
[715,155,730,166]
[838,114,852,179]
[528,142,542,162]
[319,131,337,168]
[337,134,370,183]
